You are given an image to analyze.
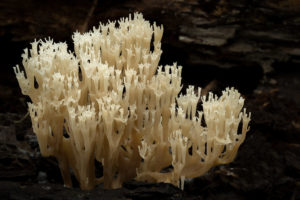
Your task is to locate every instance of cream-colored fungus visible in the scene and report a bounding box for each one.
[14,13,251,190]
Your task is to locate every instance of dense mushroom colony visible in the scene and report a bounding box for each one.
[14,13,251,190]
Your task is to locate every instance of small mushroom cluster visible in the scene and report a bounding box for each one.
[14,13,250,190]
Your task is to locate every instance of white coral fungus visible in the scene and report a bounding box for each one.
[14,13,251,190]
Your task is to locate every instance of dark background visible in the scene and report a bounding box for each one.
[0,0,299,199]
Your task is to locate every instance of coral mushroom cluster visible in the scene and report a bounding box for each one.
[14,13,251,190]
